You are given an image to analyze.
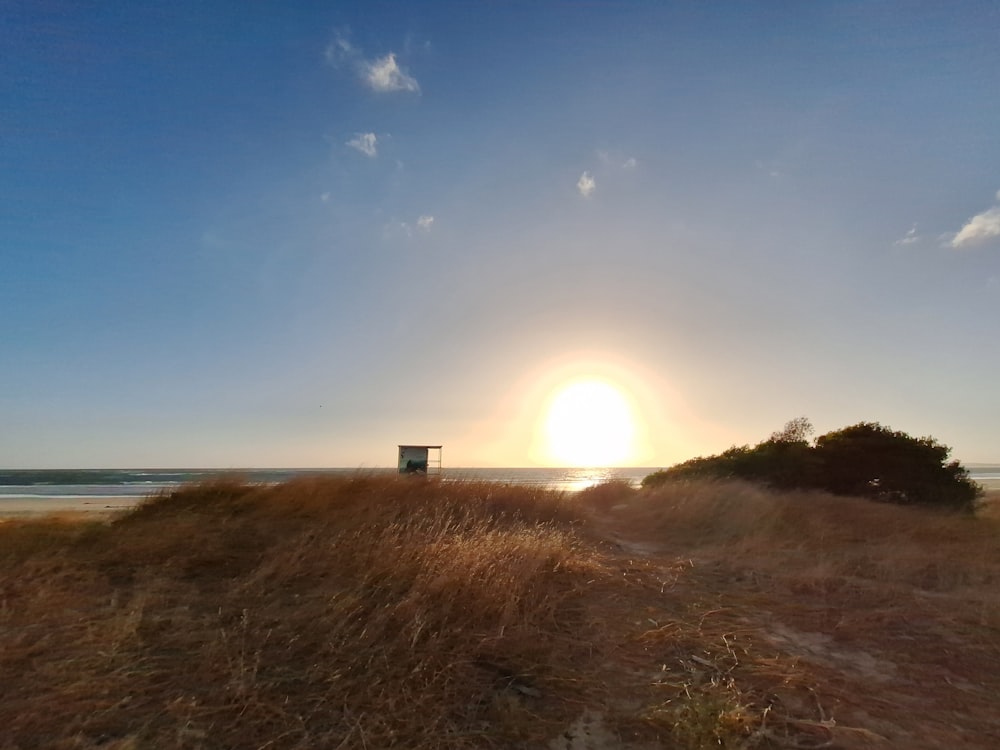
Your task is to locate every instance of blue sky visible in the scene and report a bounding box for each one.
[2,1,999,468]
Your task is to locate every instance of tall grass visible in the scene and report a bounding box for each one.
[4,477,999,749]
[596,479,1000,599]
[579,480,1000,748]
[0,476,603,749]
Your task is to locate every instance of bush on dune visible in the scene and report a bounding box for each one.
[643,418,983,513]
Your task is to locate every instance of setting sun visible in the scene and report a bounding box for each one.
[542,379,636,467]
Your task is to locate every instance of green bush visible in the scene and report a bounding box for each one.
[643,419,983,513]
[814,422,981,511]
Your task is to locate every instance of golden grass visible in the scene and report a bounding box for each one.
[3,477,999,749]
[597,480,1000,598]
[0,477,603,749]
[580,479,1000,749]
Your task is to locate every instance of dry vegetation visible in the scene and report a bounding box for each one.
[583,481,1000,749]
[1,476,999,749]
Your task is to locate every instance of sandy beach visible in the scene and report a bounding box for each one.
[0,496,143,520]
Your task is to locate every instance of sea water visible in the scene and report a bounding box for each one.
[0,467,654,505]
[1,465,997,510]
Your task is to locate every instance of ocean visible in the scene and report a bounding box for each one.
[1,465,997,513]
[0,467,654,505]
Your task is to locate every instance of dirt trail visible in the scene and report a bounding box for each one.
[563,506,1000,749]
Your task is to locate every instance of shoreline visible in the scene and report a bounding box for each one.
[2,482,997,521]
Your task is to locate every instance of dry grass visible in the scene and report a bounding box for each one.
[0,476,604,749]
[581,480,1000,748]
[595,480,1000,600]
[3,477,999,749]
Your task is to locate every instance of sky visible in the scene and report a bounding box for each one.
[2,1,999,469]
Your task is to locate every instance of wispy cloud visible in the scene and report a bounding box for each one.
[950,191,1000,248]
[324,33,356,65]
[384,215,435,240]
[364,53,419,93]
[326,32,420,94]
[346,132,378,157]
[597,150,638,170]
[894,224,920,246]
[577,171,596,198]
[754,159,782,178]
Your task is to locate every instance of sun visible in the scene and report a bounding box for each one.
[542,379,636,467]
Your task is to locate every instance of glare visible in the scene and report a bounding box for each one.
[543,379,636,467]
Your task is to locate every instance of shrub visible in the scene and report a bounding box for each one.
[814,422,981,512]
[644,419,983,513]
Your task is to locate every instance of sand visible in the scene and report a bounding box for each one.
[0,496,143,520]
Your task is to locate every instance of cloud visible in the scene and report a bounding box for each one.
[577,171,596,197]
[384,215,434,240]
[894,225,920,246]
[346,132,377,157]
[950,194,1000,248]
[384,220,413,240]
[597,150,638,170]
[364,53,420,93]
[324,33,356,65]
[320,192,331,203]
[326,32,420,94]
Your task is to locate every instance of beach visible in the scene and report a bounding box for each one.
[0,467,654,519]
[0,496,143,519]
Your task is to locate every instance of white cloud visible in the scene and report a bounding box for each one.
[325,32,420,94]
[364,53,420,93]
[346,132,377,157]
[320,192,331,203]
[577,171,596,197]
[416,215,434,231]
[950,199,1000,248]
[622,157,637,169]
[894,225,919,246]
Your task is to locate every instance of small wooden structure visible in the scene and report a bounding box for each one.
[398,445,442,475]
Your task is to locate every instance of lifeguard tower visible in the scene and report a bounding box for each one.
[398,445,442,475]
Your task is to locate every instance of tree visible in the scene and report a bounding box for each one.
[813,422,981,512]
[643,419,983,513]
[770,417,814,444]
